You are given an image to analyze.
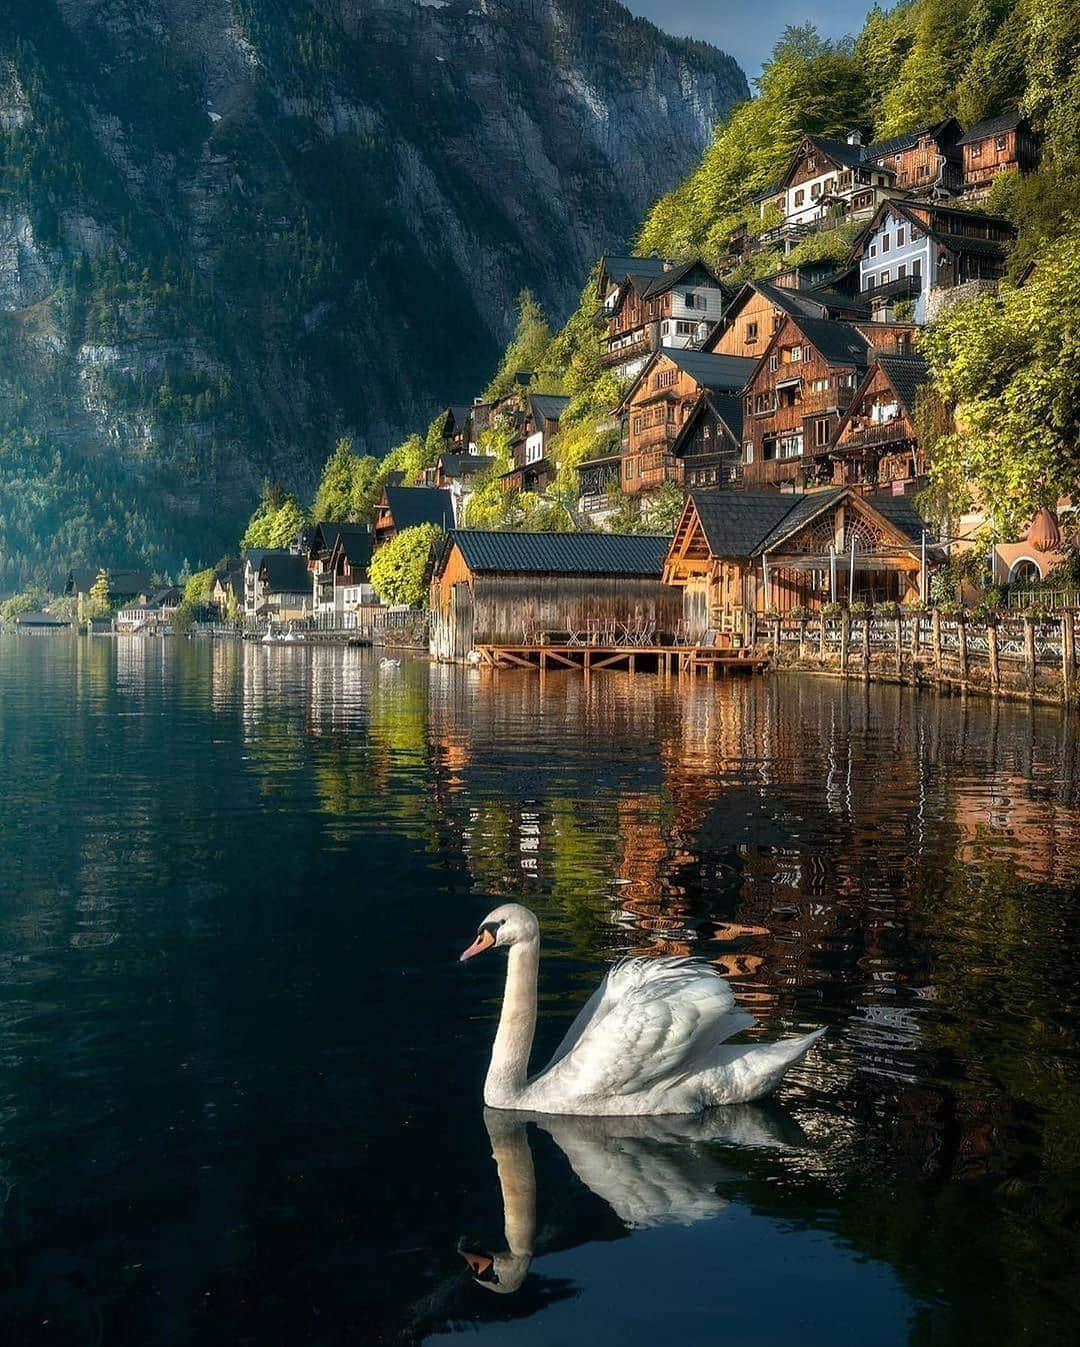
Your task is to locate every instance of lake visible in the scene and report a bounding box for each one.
[1,635,1079,1345]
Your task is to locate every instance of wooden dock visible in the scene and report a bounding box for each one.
[473,643,770,677]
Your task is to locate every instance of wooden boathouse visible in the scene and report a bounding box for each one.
[429,529,768,675]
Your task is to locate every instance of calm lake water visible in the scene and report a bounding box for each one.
[2,635,1080,1345]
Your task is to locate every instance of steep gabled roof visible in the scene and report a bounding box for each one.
[259,552,311,594]
[439,530,672,578]
[528,393,570,426]
[754,489,847,554]
[601,255,670,287]
[793,317,872,367]
[661,348,758,391]
[874,354,930,415]
[329,525,373,570]
[383,486,454,533]
[957,111,1026,145]
[668,393,744,459]
[688,491,802,557]
[639,257,723,299]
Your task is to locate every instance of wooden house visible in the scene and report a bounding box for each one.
[430,530,680,661]
[832,354,930,492]
[663,487,934,640]
[740,315,873,490]
[65,567,153,609]
[958,113,1038,196]
[613,348,757,497]
[667,393,745,491]
[864,118,964,198]
[373,485,455,547]
[243,548,291,618]
[256,552,311,621]
[433,404,474,449]
[323,525,375,613]
[500,394,569,495]
[600,258,726,382]
[211,560,244,615]
[707,277,871,359]
[852,200,1016,322]
[426,452,496,490]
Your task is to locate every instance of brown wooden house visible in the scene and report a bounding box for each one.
[958,112,1038,196]
[373,485,454,548]
[600,258,726,381]
[429,530,680,661]
[740,315,873,491]
[667,393,745,491]
[612,348,757,497]
[864,118,964,198]
[832,354,930,493]
[663,487,933,641]
[707,277,871,360]
[499,393,570,495]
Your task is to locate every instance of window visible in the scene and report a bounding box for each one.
[916,163,929,180]
[811,182,821,199]
[624,459,634,480]
[815,418,830,447]
[745,321,759,343]
[684,291,702,309]
[769,354,778,372]
[778,434,803,459]
[970,143,982,158]
[811,377,829,393]
[788,345,803,362]
[996,135,1007,151]
[897,227,905,246]
[912,257,922,278]
[632,416,643,434]
[745,442,754,464]
[654,369,676,390]
[880,270,891,285]
[794,189,805,207]
[881,234,891,253]
[898,264,907,279]
[869,243,877,258]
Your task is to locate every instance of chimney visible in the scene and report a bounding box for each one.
[662,259,674,271]
[846,129,863,146]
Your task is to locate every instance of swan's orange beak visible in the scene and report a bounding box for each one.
[460,1248,495,1279]
[460,927,495,961]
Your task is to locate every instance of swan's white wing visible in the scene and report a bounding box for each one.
[540,958,753,1102]
[545,971,619,1070]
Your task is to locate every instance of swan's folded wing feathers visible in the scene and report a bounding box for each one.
[546,958,751,1100]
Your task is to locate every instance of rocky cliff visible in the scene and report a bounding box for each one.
[0,0,745,582]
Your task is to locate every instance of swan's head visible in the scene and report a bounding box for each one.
[458,1240,532,1294]
[459,903,539,961]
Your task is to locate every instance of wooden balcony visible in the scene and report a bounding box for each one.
[837,421,914,451]
[862,274,922,302]
[601,336,652,368]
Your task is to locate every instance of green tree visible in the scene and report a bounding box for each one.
[368,523,443,607]
[483,291,552,401]
[241,481,306,550]
[918,221,1080,535]
[88,568,112,617]
[182,567,215,605]
[312,437,362,522]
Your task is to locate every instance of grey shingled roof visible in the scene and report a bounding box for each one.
[792,317,871,367]
[442,530,672,577]
[438,452,496,478]
[863,493,933,543]
[874,354,930,416]
[602,255,670,286]
[528,394,570,425]
[755,490,847,553]
[957,111,1024,145]
[639,258,722,300]
[662,348,758,391]
[330,525,373,568]
[690,492,803,557]
[384,486,454,532]
[865,118,960,161]
[259,552,311,594]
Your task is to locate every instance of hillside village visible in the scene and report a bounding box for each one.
[8,7,1080,667]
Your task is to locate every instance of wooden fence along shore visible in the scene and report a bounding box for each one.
[767,607,1079,706]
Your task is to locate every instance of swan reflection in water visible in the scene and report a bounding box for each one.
[459,1104,800,1295]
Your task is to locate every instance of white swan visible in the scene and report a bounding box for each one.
[460,903,824,1115]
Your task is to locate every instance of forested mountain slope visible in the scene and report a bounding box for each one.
[0,0,746,586]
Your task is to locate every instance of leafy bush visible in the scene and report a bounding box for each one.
[368,524,443,608]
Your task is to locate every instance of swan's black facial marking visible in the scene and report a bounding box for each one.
[479,920,504,939]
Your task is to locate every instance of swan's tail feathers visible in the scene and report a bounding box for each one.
[703,1028,826,1106]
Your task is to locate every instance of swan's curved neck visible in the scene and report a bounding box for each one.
[484,939,539,1108]
[487,1113,535,1258]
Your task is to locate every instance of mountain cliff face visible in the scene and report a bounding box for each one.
[0,0,746,582]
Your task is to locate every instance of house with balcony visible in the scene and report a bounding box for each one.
[832,353,930,493]
[498,393,570,495]
[853,200,1017,322]
[663,487,935,640]
[611,348,757,499]
[600,258,726,382]
[863,119,964,199]
[740,316,873,491]
[756,133,899,247]
[314,525,375,615]
[667,392,745,491]
[255,552,312,622]
[958,112,1038,197]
